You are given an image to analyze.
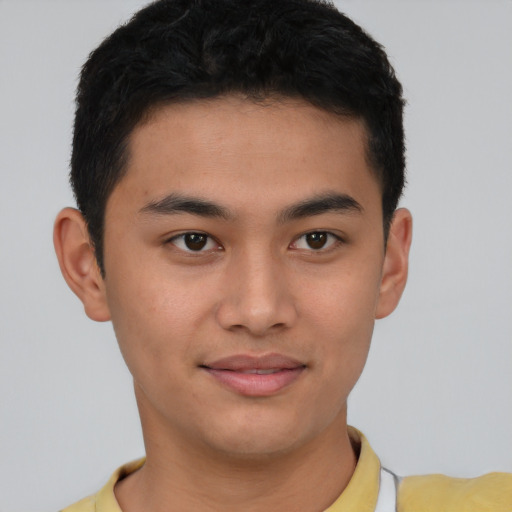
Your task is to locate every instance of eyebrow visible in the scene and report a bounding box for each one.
[139,191,363,222]
[139,193,233,219]
[277,192,363,223]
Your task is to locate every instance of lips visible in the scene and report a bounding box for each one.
[201,353,306,396]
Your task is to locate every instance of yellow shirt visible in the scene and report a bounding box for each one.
[61,429,512,512]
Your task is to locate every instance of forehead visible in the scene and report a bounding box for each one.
[111,96,381,217]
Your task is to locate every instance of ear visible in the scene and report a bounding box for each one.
[375,208,413,319]
[53,208,111,322]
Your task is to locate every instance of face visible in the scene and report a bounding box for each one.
[96,96,405,458]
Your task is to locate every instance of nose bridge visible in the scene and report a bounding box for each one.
[216,244,297,335]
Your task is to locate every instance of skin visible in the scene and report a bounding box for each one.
[54,96,412,511]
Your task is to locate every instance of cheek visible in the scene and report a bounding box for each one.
[300,260,382,335]
[298,262,381,388]
[104,265,208,378]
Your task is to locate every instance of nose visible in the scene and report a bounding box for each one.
[215,250,298,336]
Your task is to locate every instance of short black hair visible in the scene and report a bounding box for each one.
[71,0,405,274]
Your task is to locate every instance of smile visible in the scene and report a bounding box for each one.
[201,353,307,397]
[238,368,281,375]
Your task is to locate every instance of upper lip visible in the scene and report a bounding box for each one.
[202,353,306,371]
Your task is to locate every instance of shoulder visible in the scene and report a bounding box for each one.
[59,458,145,512]
[60,494,95,512]
[398,472,512,512]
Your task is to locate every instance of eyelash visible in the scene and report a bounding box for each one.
[290,231,343,252]
[166,232,221,253]
[166,230,344,254]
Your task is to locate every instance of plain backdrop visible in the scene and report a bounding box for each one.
[1,1,511,510]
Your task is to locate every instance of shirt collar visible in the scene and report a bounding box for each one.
[94,427,381,512]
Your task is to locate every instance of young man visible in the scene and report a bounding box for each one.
[53,0,511,510]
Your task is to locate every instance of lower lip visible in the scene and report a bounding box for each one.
[203,367,305,397]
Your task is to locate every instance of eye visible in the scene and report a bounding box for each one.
[168,232,219,252]
[291,231,341,251]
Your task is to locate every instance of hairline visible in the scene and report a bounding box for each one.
[111,92,387,211]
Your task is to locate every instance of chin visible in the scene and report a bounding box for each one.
[197,409,323,461]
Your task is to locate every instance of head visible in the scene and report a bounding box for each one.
[54,0,412,463]
[70,0,405,275]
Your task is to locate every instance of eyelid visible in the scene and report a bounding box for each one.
[165,231,222,253]
[290,230,344,251]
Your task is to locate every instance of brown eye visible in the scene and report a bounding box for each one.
[305,232,328,249]
[291,231,341,251]
[184,233,208,251]
[169,232,218,252]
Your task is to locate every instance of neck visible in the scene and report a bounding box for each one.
[116,389,357,512]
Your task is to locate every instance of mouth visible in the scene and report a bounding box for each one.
[200,353,307,397]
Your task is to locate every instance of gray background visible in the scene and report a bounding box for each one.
[1,1,511,510]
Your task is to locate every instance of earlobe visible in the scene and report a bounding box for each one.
[53,208,111,322]
[375,208,413,319]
